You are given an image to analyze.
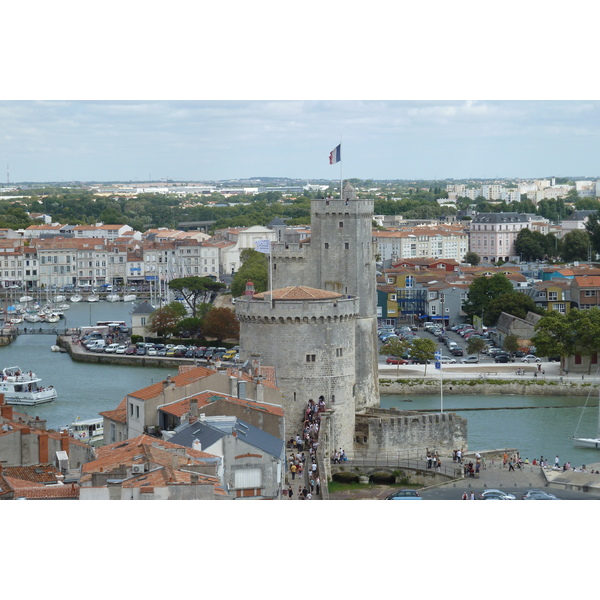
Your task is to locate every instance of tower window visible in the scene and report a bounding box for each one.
[344,242,349,250]
[324,243,329,249]
[306,354,316,362]
[339,222,343,228]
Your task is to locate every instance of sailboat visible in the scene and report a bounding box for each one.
[573,385,600,449]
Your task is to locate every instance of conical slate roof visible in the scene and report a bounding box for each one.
[252,285,343,301]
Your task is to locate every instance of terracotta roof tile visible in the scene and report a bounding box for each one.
[252,285,343,301]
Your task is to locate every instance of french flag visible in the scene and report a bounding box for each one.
[329,144,341,164]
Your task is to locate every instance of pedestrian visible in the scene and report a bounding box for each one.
[316,477,321,495]
[311,461,317,474]
[470,492,475,500]
[462,491,468,500]
[288,486,293,499]
[290,463,297,480]
[555,455,559,468]
[302,487,308,499]
[508,459,515,472]
[309,478,315,493]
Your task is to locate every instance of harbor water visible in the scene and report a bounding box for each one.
[2,300,172,430]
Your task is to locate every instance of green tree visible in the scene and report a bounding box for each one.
[485,292,543,326]
[463,273,514,322]
[467,337,487,358]
[503,334,520,355]
[379,338,411,375]
[561,230,591,262]
[168,276,225,317]
[530,311,574,372]
[464,251,480,266]
[409,337,437,377]
[584,212,600,256]
[231,249,269,297]
[567,308,600,374]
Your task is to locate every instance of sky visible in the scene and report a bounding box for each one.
[2,4,598,185]
[2,99,600,183]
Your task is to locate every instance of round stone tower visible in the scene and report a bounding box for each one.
[236,285,359,452]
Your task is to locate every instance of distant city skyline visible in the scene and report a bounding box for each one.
[1,100,600,184]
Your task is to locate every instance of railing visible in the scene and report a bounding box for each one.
[341,450,462,478]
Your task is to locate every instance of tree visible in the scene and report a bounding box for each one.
[567,308,600,374]
[561,230,591,262]
[202,307,240,342]
[146,302,186,337]
[485,292,543,326]
[379,338,411,375]
[467,337,487,358]
[503,334,520,355]
[168,276,225,317]
[584,212,600,256]
[530,311,574,373]
[231,249,269,297]
[464,251,480,266]
[409,338,437,377]
[462,273,514,322]
[175,316,204,339]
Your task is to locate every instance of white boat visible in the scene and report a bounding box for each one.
[105,293,120,302]
[86,294,100,302]
[24,312,42,323]
[50,345,61,352]
[123,294,137,302]
[10,316,23,324]
[67,417,103,445]
[0,366,57,406]
[70,294,82,303]
[573,386,600,449]
[44,313,60,323]
[53,295,66,303]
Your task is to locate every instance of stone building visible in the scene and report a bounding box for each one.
[236,183,380,453]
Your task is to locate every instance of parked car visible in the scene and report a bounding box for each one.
[461,355,479,364]
[386,489,422,500]
[386,356,409,365]
[522,489,560,500]
[494,354,512,363]
[136,347,147,355]
[222,349,238,361]
[451,348,464,357]
[125,346,137,355]
[104,343,120,354]
[521,354,541,363]
[115,345,128,354]
[478,489,516,500]
[438,356,457,364]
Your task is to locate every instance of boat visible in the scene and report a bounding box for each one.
[105,293,120,302]
[86,294,100,302]
[0,366,57,406]
[67,417,103,445]
[23,312,42,323]
[573,385,600,449]
[44,313,60,323]
[123,294,137,302]
[70,294,82,303]
[50,345,61,352]
[10,316,23,324]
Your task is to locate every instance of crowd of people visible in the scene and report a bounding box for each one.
[284,397,326,499]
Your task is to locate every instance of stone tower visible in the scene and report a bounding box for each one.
[236,285,359,451]
[271,182,380,413]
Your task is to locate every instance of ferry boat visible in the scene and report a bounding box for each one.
[0,366,57,405]
[68,417,103,445]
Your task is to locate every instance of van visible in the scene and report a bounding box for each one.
[104,343,120,353]
[86,340,106,351]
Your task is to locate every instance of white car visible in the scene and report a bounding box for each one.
[521,354,541,363]
[439,356,457,364]
[115,345,128,354]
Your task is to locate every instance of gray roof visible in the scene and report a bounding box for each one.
[131,301,155,315]
[169,416,285,459]
[471,212,529,224]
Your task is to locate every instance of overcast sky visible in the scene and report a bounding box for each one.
[2,5,599,185]
[2,100,600,183]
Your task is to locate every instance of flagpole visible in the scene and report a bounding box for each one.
[339,136,343,200]
[269,243,273,309]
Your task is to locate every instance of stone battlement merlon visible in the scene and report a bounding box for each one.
[236,295,359,321]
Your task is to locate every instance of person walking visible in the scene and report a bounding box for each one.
[290,463,297,480]
[316,477,321,495]
[288,486,293,499]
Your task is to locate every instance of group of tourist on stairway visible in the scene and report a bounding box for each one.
[283,397,325,499]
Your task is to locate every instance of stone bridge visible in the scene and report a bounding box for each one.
[330,453,463,486]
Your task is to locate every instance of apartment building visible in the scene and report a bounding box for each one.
[469,212,530,262]
[374,226,468,263]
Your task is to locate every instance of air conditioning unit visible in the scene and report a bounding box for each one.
[131,464,145,474]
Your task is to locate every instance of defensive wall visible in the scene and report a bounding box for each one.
[378,378,599,396]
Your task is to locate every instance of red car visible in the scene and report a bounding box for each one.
[386,356,408,365]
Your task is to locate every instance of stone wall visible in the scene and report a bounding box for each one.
[378,379,598,397]
[355,408,468,456]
